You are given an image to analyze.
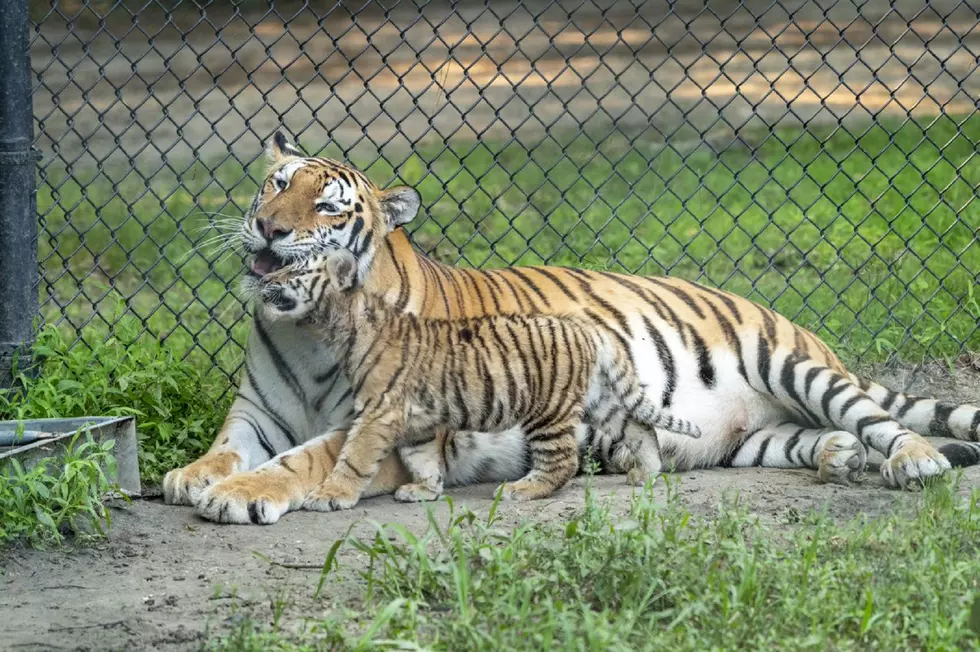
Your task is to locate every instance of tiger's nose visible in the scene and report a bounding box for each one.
[257,218,292,241]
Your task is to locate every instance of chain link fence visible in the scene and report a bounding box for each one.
[20,0,980,382]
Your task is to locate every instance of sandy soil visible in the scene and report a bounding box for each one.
[3,361,979,652]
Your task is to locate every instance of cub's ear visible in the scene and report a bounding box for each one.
[266,130,304,163]
[378,186,421,231]
[326,250,359,291]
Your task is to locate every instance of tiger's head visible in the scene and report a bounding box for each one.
[253,249,360,323]
[240,131,420,296]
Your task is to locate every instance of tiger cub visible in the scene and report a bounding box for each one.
[258,250,701,509]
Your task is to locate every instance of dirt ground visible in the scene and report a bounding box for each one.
[2,361,979,652]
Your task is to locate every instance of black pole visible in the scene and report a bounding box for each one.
[0,0,40,388]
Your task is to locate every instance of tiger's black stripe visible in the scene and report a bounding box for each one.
[442,268,469,317]
[756,332,774,394]
[480,271,507,314]
[565,269,632,334]
[752,436,772,466]
[701,296,748,379]
[685,324,716,388]
[385,239,412,312]
[929,403,955,438]
[697,283,744,324]
[779,355,823,427]
[647,278,707,320]
[492,270,535,313]
[242,363,299,446]
[231,409,277,458]
[508,268,553,309]
[820,375,850,424]
[533,266,579,302]
[897,396,924,419]
[784,427,804,464]
[254,317,308,405]
[641,315,677,408]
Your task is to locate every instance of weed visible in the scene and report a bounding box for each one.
[0,319,230,483]
[210,477,980,650]
[0,432,121,547]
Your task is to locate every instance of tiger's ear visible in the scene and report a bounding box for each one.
[326,250,359,292]
[266,130,304,163]
[378,186,421,231]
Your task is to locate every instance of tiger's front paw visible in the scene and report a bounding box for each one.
[882,439,951,490]
[303,480,360,512]
[195,473,294,525]
[163,451,242,506]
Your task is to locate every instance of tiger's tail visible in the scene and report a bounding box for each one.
[854,374,980,467]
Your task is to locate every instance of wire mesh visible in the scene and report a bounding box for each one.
[27,0,980,381]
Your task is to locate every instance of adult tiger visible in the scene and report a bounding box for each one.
[163,132,980,525]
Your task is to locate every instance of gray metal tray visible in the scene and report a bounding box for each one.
[0,416,141,496]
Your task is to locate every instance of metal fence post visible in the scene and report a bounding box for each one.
[0,0,39,388]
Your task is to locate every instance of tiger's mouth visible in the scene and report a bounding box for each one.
[249,249,285,278]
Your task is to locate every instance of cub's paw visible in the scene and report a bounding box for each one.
[163,452,242,506]
[626,467,659,488]
[882,439,951,490]
[394,482,443,503]
[303,480,360,512]
[816,432,867,486]
[498,479,555,502]
[195,474,293,525]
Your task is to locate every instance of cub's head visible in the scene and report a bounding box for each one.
[254,249,360,323]
[241,131,420,293]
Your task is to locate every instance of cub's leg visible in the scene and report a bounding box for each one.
[613,395,701,486]
[499,419,579,501]
[722,422,866,485]
[612,420,665,487]
[303,409,403,512]
[194,428,412,524]
[393,429,447,503]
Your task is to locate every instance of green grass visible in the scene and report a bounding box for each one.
[208,478,980,650]
[0,432,121,547]
[0,322,230,484]
[38,116,980,381]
